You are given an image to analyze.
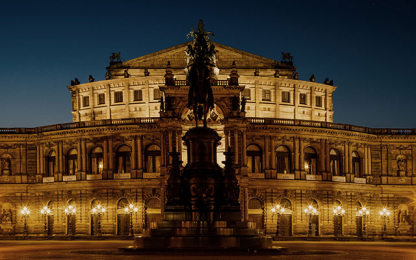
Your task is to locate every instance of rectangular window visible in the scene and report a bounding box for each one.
[98,93,105,105]
[282,91,290,103]
[243,88,251,100]
[300,93,306,105]
[115,91,123,103]
[83,96,89,107]
[315,96,322,107]
[134,89,143,101]
[262,89,271,101]
[153,89,161,100]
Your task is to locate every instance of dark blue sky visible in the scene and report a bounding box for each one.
[1,0,415,128]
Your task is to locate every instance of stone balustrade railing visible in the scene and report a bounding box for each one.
[0,117,415,135]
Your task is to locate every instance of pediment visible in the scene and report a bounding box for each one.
[117,42,284,70]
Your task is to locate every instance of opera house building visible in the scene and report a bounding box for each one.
[0,40,414,238]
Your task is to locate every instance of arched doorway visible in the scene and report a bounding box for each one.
[90,199,100,236]
[46,201,54,236]
[145,198,161,231]
[66,200,76,235]
[116,198,130,235]
[356,201,364,237]
[248,198,264,230]
[280,198,292,236]
[309,199,319,236]
[333,200,343,236]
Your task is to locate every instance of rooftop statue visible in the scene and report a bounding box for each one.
[185,20,216,128]
[281,52,293,63]
[109,52,122,63]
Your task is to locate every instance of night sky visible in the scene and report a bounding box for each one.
[0,0,415,128]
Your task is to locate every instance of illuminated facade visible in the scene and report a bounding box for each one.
[0,42,415,238]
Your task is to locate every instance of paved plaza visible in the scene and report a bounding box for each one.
[0,240,415,260]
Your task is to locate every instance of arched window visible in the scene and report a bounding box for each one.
[247,144,262,173]
[248,198,264,230]
[280,198,292,210]
[90,147,103,174]
[276,146,291,174]
[116,145,131,173]
[248,198,263,209]
[146,198,161,229]
[66,149,78,175]
[145,145,161,173]
[304,147,317,175]
[330,149,342,176]
[352,151,361,177]
[46,150,56,177]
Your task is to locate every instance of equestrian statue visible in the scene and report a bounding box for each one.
[185,20,216,128]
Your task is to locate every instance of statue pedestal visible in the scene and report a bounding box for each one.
[0,223,15,235]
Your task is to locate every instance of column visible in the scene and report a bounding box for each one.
[225,131,229,151]
[320,139,325,173]
[364,144,368,175]
[81,139,86,172]
[244,187,249,221]
[367,146,371,175]
[271,139,276,169]
[40,144,44,174]
[264,136,269,169]
[299,138,304,170]
[161,131,165,166]
[325,140,330,172]
[160,187,165,217]
[60,141,64,173]
[177,131,182,161]
[131,136,137,171]
[294,138,299,170]
[344,142,349,174]
[124,83,130,118]
[137,135,143,169]
[77,141,81,173]
[106,84,111,119]
[36,144,40,174]
[103,138,108,171]
[275,81,280,118]
[109,137,114,172]
[234,131,239,165]
[348,142,353,174]
[168,131,173,165]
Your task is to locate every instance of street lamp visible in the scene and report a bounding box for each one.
[333,206,345,237]
[358,207,370,237]
[20,207,30,236]
[124,203,139,236]
[64,205,76,236]
[379,207,391,238]
[40,206,51,235]
[91,204,106,236]
[304,205,318,237]
[271,204,285,237]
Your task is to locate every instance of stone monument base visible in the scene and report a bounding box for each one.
[132,221,275,251]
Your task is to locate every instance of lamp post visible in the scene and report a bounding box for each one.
[64,205,76,236]
[40,206,51,236]
[124,204,139,236]
[379,207,391,238]
[304,205,318,237]
[91,204,106,236]
[333,206,345,237]
[358,207,370,237]
[20,207,30,236]
[271,204,285,237]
